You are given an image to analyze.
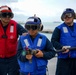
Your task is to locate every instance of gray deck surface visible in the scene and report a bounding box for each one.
[47,57,57,75]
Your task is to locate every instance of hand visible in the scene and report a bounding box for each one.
[26,54,33,60]
[35,49,43,58]
[62,46,70,53]
[22,32,28,36]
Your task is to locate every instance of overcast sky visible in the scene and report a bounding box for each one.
[0,0,76,22]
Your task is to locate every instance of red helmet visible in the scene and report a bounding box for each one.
[0,5,12,13]
[0,5,14,18]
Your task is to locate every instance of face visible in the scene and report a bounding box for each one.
[63,13,74,26]
[25,25,39,37]
[28,29,38,37]
[0,12,13,25]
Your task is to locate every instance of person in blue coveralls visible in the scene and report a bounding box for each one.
[51,8,76,75]
[17,16,56,75]
[0,5,27,75]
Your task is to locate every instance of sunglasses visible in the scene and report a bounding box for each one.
[0,12,13,18]
[25,25,40,30]
[63,13,73,19]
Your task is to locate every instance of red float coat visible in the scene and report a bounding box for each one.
[0,20,17,58]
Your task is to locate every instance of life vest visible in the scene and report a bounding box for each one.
[18,33,47,74]
[0,20,17,58]
[57,23,76,58]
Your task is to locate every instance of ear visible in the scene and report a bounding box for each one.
[61,14,64,21]
[0,12,1,18]
[0,14,1,18]
[41,25,43,31]
[75,13,76,19]
[11,13,14,18]
[39,24,43,31]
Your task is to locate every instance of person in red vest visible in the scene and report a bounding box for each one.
[0,5,27,75]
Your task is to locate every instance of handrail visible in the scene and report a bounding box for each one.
[56,47,76,53]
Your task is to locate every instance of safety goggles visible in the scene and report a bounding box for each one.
[0,12,13,18]
[63,13,73,19]
[25,25,39,30]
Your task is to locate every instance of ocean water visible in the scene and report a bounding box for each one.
[43,22,61,31]
[40,32,51,40]
[41,22,61,40]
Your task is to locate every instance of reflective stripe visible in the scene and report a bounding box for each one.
[10,25,14,33]
[24,39,29,47]
[37,38,42,47]
[26,18,34,22]
[63,27,68,33]
[0,7,8,11]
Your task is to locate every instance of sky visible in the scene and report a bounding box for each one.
[0,0,76,22]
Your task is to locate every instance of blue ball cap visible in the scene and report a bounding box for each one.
[25,17,41,26]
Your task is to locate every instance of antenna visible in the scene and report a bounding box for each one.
[34,14,36,17]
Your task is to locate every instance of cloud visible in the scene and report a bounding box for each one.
[0,0,76,22]
[0,0,18,3]
[0,0,18,7]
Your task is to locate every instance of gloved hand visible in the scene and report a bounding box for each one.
[35,49,43,58]
[62,46,71,53]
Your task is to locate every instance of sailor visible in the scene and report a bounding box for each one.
[51,8,76,75]
[0,5,27,75]
[17,16,56,75]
